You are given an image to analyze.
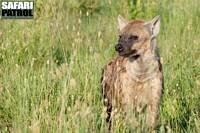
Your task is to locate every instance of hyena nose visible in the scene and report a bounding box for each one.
[115,44,124,52]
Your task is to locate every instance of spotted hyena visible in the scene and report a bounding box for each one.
[101,15,163,129]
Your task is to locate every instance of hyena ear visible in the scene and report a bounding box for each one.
[144,16,160,38]
[118,15,128,31]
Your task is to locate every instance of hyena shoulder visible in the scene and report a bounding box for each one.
[101,56,126,103]
[101,56,122,91]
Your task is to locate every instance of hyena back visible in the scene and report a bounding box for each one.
[101,16,163,129]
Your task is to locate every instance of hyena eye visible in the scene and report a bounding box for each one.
[129,35,139,41]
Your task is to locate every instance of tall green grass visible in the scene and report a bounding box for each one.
[0,0,200,132]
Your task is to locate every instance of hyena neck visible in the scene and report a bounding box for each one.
[126,39,160,82]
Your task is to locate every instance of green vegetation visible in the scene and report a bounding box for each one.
[0,0,200,132]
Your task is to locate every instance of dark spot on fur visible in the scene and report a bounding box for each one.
[120,67,126,73]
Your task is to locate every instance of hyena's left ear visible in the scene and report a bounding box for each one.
[144,16,160,38]
[118,15,128,31]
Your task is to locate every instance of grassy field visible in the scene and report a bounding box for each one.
[0,0,200,132]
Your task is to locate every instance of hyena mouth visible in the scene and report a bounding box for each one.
[130,49,137,55]
[119,49,137,57]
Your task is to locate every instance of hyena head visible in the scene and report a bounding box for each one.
[115,15,160,57]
